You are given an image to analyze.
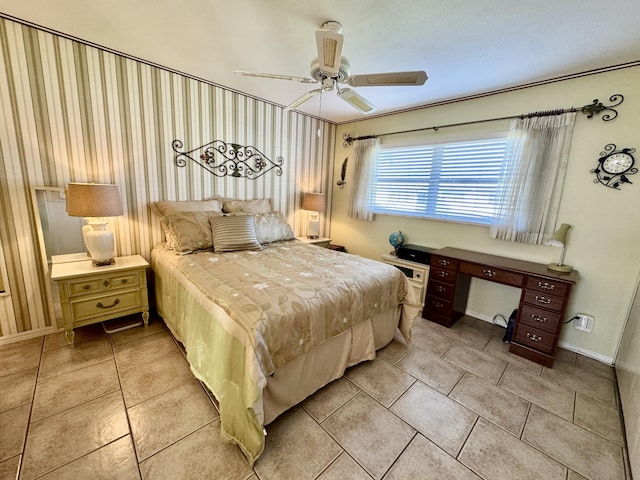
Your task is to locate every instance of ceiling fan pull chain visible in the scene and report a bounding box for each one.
[317,90,323,137]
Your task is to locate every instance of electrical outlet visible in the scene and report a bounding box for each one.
[574,313,595,332]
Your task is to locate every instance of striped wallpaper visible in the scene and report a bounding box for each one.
[0,16,335,340]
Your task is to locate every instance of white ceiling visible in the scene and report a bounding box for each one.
[2,0,639,123]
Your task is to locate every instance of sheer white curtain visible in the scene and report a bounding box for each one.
[490,112,576,244]
[347,138,380,221]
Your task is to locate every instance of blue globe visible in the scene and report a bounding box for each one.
[388,231,405,251]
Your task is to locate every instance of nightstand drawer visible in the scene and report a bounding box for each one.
[71,289,142,321]
[68,272,140,297]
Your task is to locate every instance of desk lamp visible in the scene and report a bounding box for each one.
[66,183,124,266]
[302,192,326,239]
[546,223,573,273]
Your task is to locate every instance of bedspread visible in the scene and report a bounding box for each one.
[152,240,419,463]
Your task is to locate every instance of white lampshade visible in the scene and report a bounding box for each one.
[302,193,326,239]
[66,183,124,266]
[546,223,572,272]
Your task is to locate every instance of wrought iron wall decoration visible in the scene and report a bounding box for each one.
[172,139,284,179]
[591,143,636,190]
[336,157,348,188]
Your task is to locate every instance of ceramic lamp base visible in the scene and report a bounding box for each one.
[85,221,116,266]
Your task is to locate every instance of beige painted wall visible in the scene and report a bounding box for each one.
[330,66,640,362]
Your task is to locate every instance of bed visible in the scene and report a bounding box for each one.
[149,199,420,464]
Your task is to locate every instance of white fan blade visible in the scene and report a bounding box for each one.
[285,89,322,111]
[337,88,376,113]
[315,28,344,76]
[234,70,317,84]
[346,71,427,87]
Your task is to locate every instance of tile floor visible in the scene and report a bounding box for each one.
[0,313,632,480]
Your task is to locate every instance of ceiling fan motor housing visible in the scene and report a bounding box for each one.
[310,56,351,82]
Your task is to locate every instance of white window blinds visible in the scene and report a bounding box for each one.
[372,136,509,224]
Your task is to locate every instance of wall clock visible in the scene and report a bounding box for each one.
[591,144,636,189]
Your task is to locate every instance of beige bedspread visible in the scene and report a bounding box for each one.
[152,240,419,464]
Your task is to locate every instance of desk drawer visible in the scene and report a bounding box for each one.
[513,323,556,354]
[522,290,565,312]
[518,304,562,334]
[459,263,524,287]
[427,280,455,301]
[424,295,454,318]
[526,277,570,297]
[431,255,458,271]
[430,267,457,284]
[71,289,142,321]
[68,272,140,297]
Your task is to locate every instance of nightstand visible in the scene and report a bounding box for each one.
[381,254,429,307]
[297,236,332,247]
[51,255,150,344]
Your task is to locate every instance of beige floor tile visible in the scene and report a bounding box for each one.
[443,342,508,384]
[114,332,179,370]
[575,355,615,381]
[0,404,30,462]
[32,359,119,421]
[408,323,456,356]
[20,391,129,479]
[0,455,20,480]
[436,317,493,349]
[483,337,543,374]
[302,377,360,422]
[522,405,625,480]
[396,347,465,394]
[257,406,342,480]
[345,357,415,407]
[0,367,37,413]
[499,364,575,420]
[110,315,167,346]
[128,380,217,461]
[316,452,372,480]
[449,372,530,436]
[38,436,140,480]
[568,470,590,480]
[376,331,415,364]
[468,317,507,337]
[140,421,251,480]
[323,392,415,479]
[419,318,443,331]
[0,337,42,376]
[385,434,481,480]
[119,351,194,407]
[554,347,578,366]
[43,323,107,352]
[542,362,616,405]
[459,417,566,480]
[574,393,625,446]
[38,337,113,380]
[391,381,476,457]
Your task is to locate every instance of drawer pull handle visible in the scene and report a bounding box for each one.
[438,259,450,266]
[530,314,547,323]
[534,295,551,305]
[482,269,496,278]
[437,271,449,278]
[96,298,120,309]
[103,280,110,287]
[526,332,543,342]
[83,285,91,290]
[121,279,128,284]
[435,285,445,292]
[433,300,444,308]
[537,281,555,291]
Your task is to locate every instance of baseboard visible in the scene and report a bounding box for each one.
[0,326,55,346]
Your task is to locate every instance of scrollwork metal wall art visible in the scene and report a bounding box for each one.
[172,139,284,179]
[580,94,624,122]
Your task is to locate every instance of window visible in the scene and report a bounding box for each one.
[372,136,509,224]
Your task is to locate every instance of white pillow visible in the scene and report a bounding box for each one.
[210,215,262,252]
[223,198,272,214]
[253,212,295,244]
[160,211,221,254]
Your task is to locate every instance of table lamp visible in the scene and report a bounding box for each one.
[302,192,326,239]
[66,183,124,266]
[546,223,573,273]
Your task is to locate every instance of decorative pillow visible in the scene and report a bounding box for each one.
[161,211,219,254]
[150,199,223,246]
[210,215,262,252]
[223,198,272,215]
[253,212,295,244]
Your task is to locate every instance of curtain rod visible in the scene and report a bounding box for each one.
[342,94,623,147]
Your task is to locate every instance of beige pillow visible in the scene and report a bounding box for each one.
[210,215,262,252]
[253,212,295,244]
[223,198,272,215]
[161,211,220,254]
[150,199,223,246]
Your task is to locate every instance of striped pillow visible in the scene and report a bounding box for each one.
[210,215,262,252]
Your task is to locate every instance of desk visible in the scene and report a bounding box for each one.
[423,247,578,367]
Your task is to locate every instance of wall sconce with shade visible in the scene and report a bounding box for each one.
[546,223,573,273]
[65,183,124,266]
[302,192,326,239]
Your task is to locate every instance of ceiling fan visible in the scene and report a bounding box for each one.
[234,21,428,114]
